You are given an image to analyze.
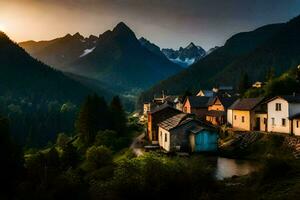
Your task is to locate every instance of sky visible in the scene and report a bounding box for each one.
[0,0,300,50]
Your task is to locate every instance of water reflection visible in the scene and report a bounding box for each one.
[214,157,260,180]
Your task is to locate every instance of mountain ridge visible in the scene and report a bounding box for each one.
[19,22,182,92]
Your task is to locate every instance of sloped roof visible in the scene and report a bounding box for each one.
[158,113,190,131]
[264,95,300,104]
[282,95,300,103]
[197,90,214,97]
[229,97,265,111]
[150,103,180,114]
[208,96,237,109]
[187,96,210,108]
[289,113,300,119]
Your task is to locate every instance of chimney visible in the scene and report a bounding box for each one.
[293,92,296,97]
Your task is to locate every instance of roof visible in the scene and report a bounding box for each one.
[158,113,190,131]
[186,96,211,108]
[289,113,300,120]
[267,95,300,104]
[149,103,180,114]
[229,97,265,111]
[197,90,214,97]
[208,96,237,109]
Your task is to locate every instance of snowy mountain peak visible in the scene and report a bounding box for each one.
[162,42,207,67]
[186,42,197,49]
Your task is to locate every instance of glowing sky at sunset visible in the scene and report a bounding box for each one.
[1,0,300,49]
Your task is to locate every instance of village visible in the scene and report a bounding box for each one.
[141,84,300,157]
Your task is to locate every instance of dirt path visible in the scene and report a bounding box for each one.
[130,133,145,156]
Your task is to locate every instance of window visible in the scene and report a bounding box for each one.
[297,120,299,128]
[234,115,237,120]
[165,133,167,142]
[282,118,286,126]
[272,118,275,125]
[242,116,245,123]
[264,118,267,125]
[183,107,187,113]
[275,103,282,111]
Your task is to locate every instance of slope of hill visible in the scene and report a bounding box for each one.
[20,22,182,93]
[0,32,94,102]
[139,21,287,103]
[139,37,167,59]
[0,32,113,146]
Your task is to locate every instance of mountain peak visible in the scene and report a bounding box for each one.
[186,42,197,49]
[73,32,84,40]
[113,22,134,36]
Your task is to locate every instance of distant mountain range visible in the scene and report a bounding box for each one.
[162,43,207,67]
[139,15,300,104]
[20,22,182,93]
[0,31,94,103]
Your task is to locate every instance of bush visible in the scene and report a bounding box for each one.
[86,146,113,170]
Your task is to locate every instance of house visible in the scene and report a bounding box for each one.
[205,96,237,125]
[189,126,219,152]
[267,95,300,134]
[290,113,300,136]
[173,96,184,111]
[147,104,182,144]
[228,97,266,131]
[158,114,218,152]
[212,86,235,97]
[144,95,183,116]
[196,90,214,97]
[182,96,211,118]
[252,81,265,88]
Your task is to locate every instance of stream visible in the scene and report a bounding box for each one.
[213,157,261,180]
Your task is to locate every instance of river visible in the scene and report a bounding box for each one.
[213,157,261,180]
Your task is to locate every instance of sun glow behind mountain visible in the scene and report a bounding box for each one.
[0,23,6,32]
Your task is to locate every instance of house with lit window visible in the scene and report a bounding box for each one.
[266,95,300,134]
[228,97,266,131]
[182,96,211,118]
[205,96,237,126]
[147,104,181,144]
[158,113,218,152]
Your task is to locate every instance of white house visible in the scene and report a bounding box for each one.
[267,95,300,134]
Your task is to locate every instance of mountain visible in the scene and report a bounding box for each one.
[162,42,206,67]
[206,46,219,55]
[139,37,166,58]
[20,22,182,92]
[19,33,99,69]
[0,31,108,146]
[139,20,289,103]
[0,32,95,102]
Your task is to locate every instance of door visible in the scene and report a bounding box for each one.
[255,117,260,131]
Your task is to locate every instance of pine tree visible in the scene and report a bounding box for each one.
[266,67,275,82]
[110,96,127,135]
[238,72,250,95]
[75,94,110,145]
[0,116,24,198]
